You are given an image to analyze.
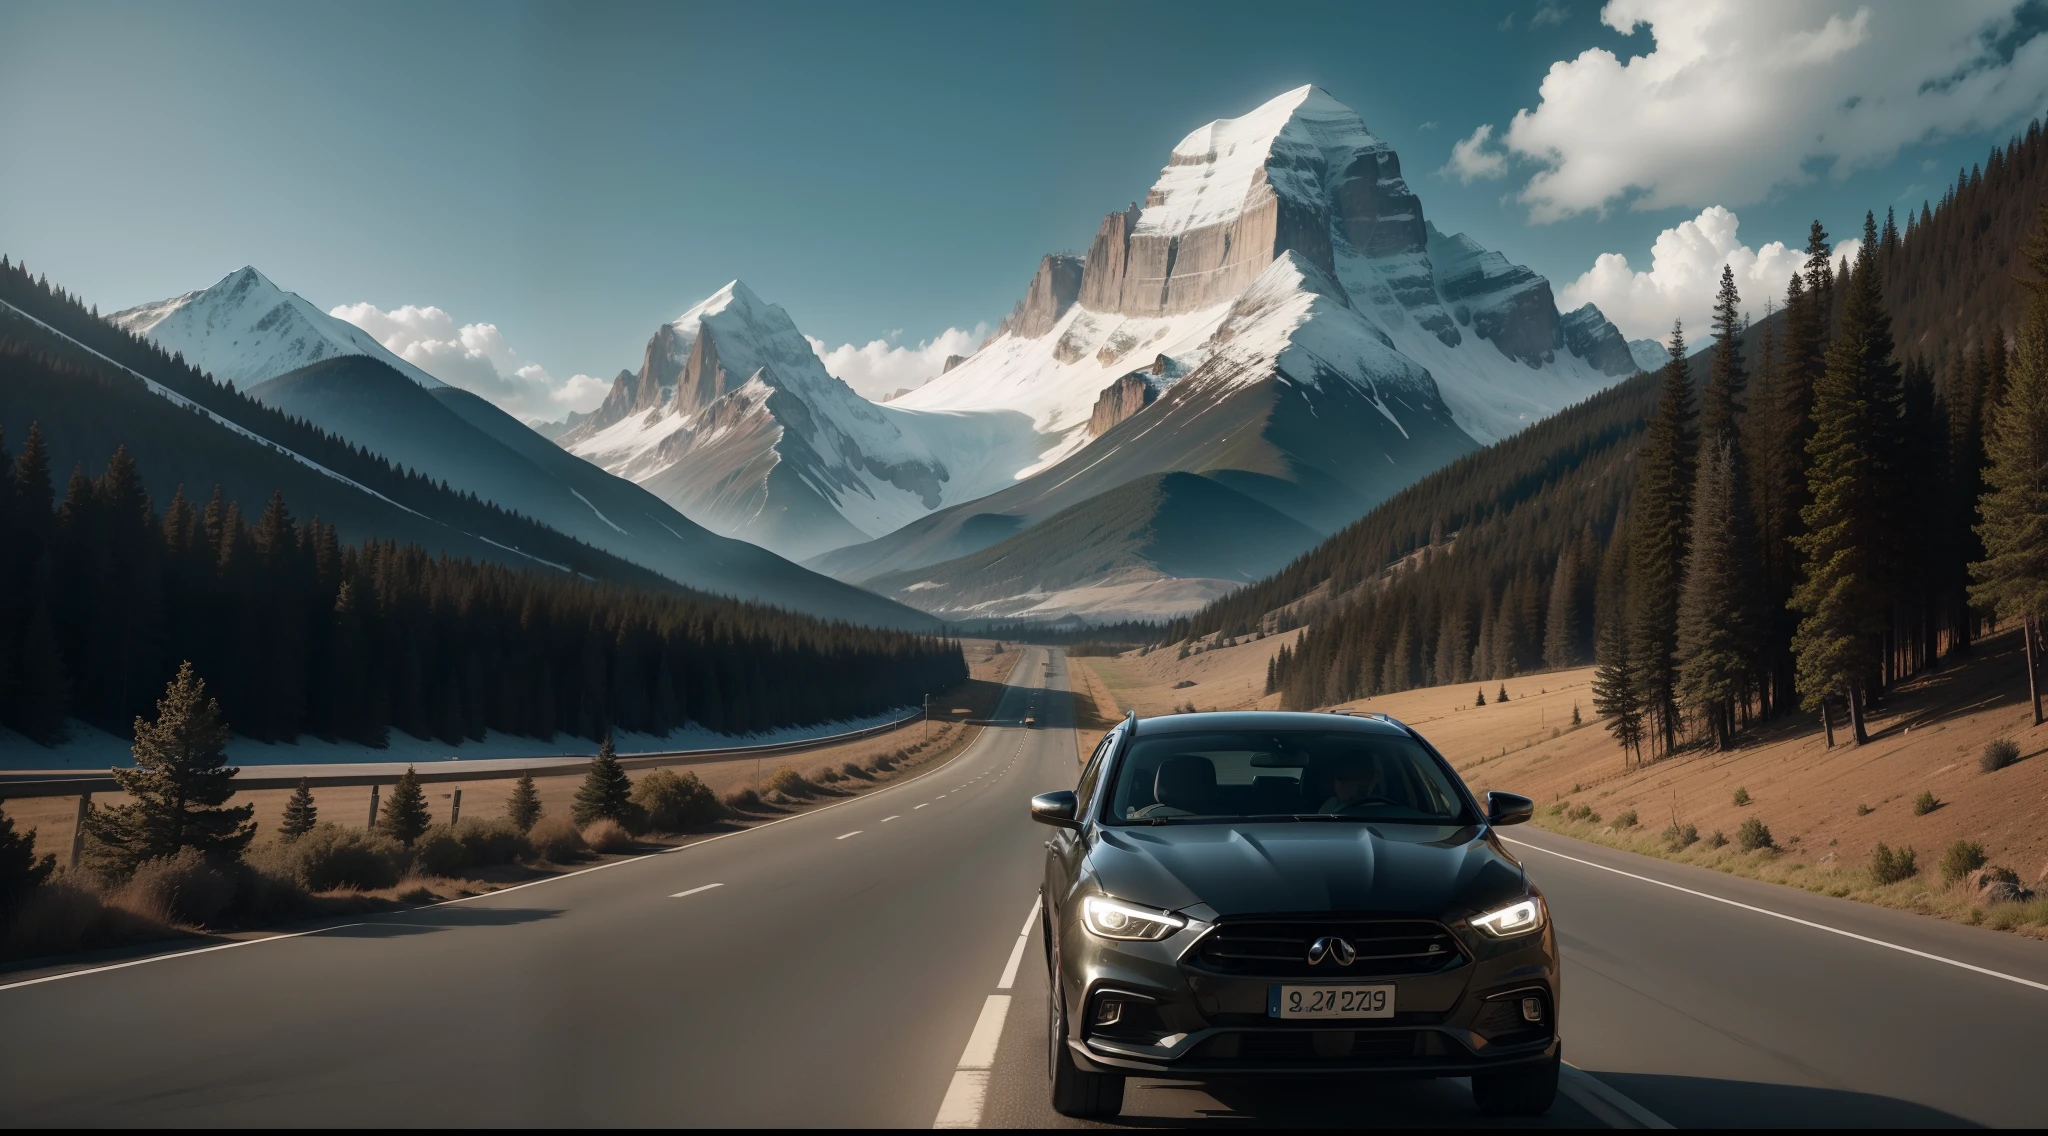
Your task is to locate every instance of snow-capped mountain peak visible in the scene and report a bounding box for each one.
[1143,84,1381,239]
[111,266,444,392]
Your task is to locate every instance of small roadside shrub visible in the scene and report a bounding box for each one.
[228,858,309,920]
[121,848,235,926]
[1707,830,1729,849]
[279,778,318,841]
[1731,786,1750,807]
[841,761,872,781]
[2,877,176,960]
[1663,822,1699,849]
[870,753,897,772]
[722,787,765,814]
[765,768,815,800]
[528,816,589,862]
[1913,791,1940,816]
[288,825,408,891]
[1981,738,2020,773]
[1736,816,1774,852]
[505,772,543,833]
[1566,803,1593,822]
[1616,809,1638,829]
[580,817,634,853]
[1870,842,1918,885]
[410,827,468,878]
[573,737,641,829]
[451,818,530,866]
[631,769,722,832]
[377,766,433,846]
[1856,803,1873,817]
[814,766,843,784]
[1940,840,1987,885]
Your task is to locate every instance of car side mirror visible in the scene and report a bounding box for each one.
[1486,791,1534,827]
[1031,790,1081,829]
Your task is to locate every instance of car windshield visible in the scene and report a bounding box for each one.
[1102,729,1475,825]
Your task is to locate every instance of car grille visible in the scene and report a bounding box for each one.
[1190,918,1466,977]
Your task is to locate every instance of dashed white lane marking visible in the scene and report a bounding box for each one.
[997,897,1042,990]
[883,815,901,822]
[836,831,862,840]
[1504,836,2048,995]
[937,794,948,798]
[916,803,930,809]
[933,898,1039,1128]
[669,883,723,899]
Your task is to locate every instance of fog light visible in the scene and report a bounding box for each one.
[1520,996,1543,1023]
[1094,1000,1124,1026]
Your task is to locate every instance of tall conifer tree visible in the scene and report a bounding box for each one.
[1792,216,1905,743]
[1628,323,1699,754]
[88,662,254,871]
[572,733,635,826]
[1677,440,1761,748]
[1970,205,2048,725]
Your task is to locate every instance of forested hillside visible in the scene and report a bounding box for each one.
[1178,120,2048,746]
[0,422,965,748]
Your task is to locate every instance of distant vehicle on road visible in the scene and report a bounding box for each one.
[1030,710,1554,1119]
[1024,716,1037,729]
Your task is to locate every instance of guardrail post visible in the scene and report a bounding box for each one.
[69,792,90,868]
[367,784,380,828]
[450,788,462,826]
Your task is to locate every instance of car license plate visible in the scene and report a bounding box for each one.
[1270,984,1395,1019]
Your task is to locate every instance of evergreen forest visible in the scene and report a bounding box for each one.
[0,424,966,747]
[1180,122,2048,758]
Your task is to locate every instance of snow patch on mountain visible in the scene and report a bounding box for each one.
[111,267,444,392]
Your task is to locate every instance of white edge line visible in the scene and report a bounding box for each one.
[0,923,369,993]
[1504,836,2048,994]
[1560,1063,1673,1130]
[669,883,723,899]
[957,993,1012,1070]
[1020,896,1043,937]
[2,686,1016,994]
[997,930,1032,991]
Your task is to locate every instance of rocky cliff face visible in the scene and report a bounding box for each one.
[1561,305,1641,375]
[1088,371,1161,435]
[999,254,1085,339]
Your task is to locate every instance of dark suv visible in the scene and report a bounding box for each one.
[1031,711,1557,1120]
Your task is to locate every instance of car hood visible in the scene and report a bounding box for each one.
[1087,822,1526,920]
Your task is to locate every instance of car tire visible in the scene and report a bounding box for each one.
[1047,980,1124,1118]
[1471,1052,1560,1117]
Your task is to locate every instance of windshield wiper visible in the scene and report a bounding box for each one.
[1291,813,1371,821]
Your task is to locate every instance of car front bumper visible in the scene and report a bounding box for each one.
[1056,914,1559,1079]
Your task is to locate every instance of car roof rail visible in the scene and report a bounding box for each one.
[1364,711,1414,732]
[1122,709,1138,730]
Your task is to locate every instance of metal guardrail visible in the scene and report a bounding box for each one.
[0,709,929,799]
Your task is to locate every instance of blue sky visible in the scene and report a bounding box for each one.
[5,0,2045,417]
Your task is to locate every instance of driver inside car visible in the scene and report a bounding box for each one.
[1318,753,1388,814]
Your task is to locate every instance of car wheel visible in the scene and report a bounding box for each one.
[1471,1052,1559,1117]
[1047,977,1124,1118]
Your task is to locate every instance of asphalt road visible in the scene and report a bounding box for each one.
[3,647,2047,1127]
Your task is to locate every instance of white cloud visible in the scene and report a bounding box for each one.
[330,302,608,423]
[1561,205,1860,339]
[1489,0,2048,222]
[1443,123,1510,183]
[1531,5,1571,29]
[807,324,990,400]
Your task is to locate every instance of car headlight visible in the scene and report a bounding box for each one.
[1082,895,1187,941]
[1470,896,1546,938]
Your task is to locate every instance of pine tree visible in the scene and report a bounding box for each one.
[1792,216,1906,744]
[89,661,254,872]
[1497,683,1510,703]
[506,771,543,832]
[1703,265,1747,443]
[378,766,432,846]
[1970,205,2048,725]
[0,803,56,915]
[1628,323,1699,754]
[1543,546,1580,670]
[1475,687,1486,707]
[572,733,634,826]
[1677,440,1761,748]
[279,776,318,841]
[1593,591,1646,769]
